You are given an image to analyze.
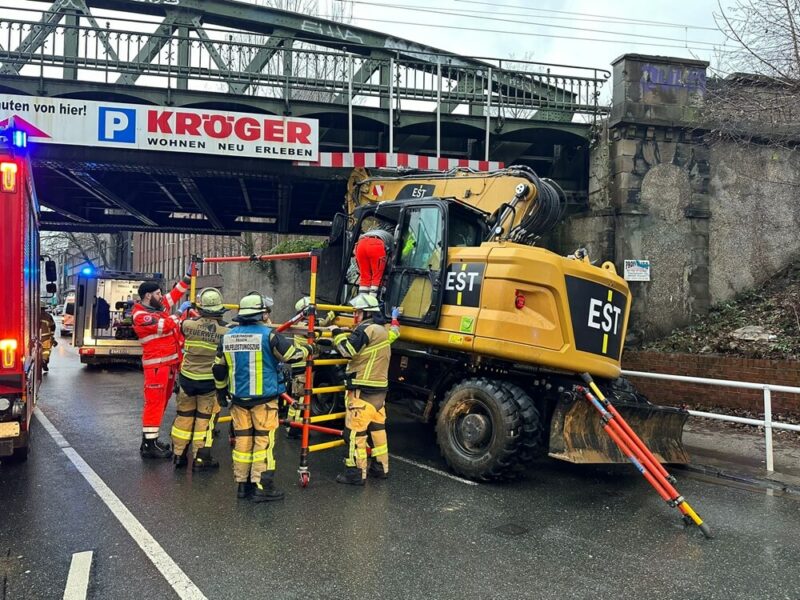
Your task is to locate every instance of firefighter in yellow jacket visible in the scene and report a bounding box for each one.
[333,293,400,485]
[171,288,229,471]
[213,292,313,502]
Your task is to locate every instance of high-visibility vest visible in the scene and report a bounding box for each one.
[221,323,285,400]
[180,317,228,381]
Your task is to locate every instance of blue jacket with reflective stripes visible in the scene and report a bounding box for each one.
[220,323,286,406]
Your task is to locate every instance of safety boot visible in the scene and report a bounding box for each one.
[140,436,172,459]
[336,467,366,486]
[173,447,189,469]
[286,425,301,439]
[237,482,254,499]
[251,474,285,502]
[367,460,388,479]
[192,448,219,472]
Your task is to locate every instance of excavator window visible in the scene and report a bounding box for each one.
[447,210,483,247]
[385,204,445,324]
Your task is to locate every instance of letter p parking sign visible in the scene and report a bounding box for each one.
[98,107,136,143]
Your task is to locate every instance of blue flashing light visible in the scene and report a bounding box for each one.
[81,266,95,276]
[12,130,26,149]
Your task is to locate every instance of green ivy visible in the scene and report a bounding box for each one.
[266,238,327,255]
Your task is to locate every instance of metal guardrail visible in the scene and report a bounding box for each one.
[622,369,800,474]
[0,16,609,155]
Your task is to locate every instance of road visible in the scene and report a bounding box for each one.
[1,334,799,599]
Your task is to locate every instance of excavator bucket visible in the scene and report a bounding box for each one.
[548,395,690,465]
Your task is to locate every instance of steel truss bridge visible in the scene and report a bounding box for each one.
[0,0,609,234]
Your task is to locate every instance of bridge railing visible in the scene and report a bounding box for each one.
[0,15,609,155]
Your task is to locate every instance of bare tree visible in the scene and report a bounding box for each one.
[706,0,800,146]
[42,231,129,270]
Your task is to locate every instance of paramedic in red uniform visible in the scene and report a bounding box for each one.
[133,273,191,459]
[354,227,393,296]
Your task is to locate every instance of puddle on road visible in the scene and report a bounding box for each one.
[681,470,800,501]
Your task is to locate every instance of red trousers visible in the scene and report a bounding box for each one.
[142,364,177,438]
[355,236,387,289]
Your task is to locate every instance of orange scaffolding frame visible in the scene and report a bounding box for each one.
[190,251,353,487]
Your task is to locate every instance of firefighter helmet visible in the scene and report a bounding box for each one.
[294,296,312,312]
[238,291,274,319]
[198,287,224,315]
[349,293,380,312]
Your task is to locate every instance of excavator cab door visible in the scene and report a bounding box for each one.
[384,202,447,326]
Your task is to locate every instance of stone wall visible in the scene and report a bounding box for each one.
[579,53,800,339]
[623,351,800,417]
[194,246,340,324]
[708,142,800,304]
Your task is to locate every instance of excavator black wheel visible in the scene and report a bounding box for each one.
[436,378,522,481]
[498,382,546,471]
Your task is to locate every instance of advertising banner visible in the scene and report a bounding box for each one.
[0,94,318,161]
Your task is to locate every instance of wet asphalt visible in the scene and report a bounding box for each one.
[1,333,800,599]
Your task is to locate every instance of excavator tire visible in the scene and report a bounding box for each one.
[436,378,522,481]
[498,382,545,469]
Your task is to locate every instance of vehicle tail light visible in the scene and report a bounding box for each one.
[0,338,17,368]
[1,162,18,193]
[79,347,95,356]
[514,291,525,310]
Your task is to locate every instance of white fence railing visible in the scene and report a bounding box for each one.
[621,370,800,473]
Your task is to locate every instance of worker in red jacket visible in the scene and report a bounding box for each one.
[133,273,191,459]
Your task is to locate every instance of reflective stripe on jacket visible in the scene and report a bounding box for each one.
[132,277,190,367]
[216,323,290,404]
[334,320,399,391]
[180,316,229,385]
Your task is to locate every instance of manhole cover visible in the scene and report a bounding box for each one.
[493,523,529,536]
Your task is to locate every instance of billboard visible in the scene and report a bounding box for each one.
[0,94,318,161]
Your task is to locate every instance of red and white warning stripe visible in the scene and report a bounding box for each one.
[295,152,503,171]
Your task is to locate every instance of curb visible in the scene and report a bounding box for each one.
[675,463,800,496]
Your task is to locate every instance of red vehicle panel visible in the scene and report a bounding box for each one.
[0,133,40,461]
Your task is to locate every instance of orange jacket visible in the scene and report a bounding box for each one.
[132,276,191,368]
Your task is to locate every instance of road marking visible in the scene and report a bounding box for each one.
[34,407,208,600]
[63,551,93,600]
[391,454,479,486]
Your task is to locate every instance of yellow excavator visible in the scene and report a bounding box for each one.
[316,165,687,481]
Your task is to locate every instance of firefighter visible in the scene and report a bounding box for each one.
[333,294,400,485]
[213,292,313,502]
[133,273,191,459]
[171,288,229,471]
[40,306,57,373]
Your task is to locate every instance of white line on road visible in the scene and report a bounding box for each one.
[63,551,93,600]
[34,407,208,600]
[391,454,479,486]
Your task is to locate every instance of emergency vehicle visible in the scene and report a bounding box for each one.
[0,125,57,461]
[61,290,76,337]
[74,269,158,365]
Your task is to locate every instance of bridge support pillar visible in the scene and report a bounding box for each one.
[605,54,711,341]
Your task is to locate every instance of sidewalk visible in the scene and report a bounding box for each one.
[679,417,800,493]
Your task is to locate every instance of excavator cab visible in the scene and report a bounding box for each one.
[339,197,488,326]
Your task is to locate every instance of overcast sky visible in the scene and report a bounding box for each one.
[330,0,729,73]
[3,0,735,106]
[5,0,730,72]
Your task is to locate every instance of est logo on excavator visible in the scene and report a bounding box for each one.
[443,263,485,308]
[565,275,627,359]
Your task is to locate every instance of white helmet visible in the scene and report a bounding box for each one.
[238,291,274,319]
[294,296,312,312]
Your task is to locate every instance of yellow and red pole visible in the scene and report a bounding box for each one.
[577,374,712,539]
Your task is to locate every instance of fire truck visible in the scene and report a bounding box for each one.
[0,125,57,462]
